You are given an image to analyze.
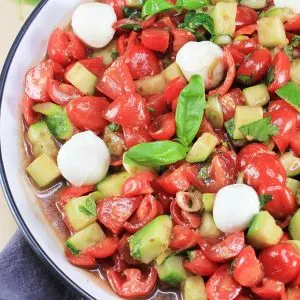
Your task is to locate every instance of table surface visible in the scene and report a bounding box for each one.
[0,0,35,251]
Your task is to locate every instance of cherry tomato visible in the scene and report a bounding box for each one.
[236,48,272,85]
[149,112,176,141]
[236,5,258,30]
[97,58,135,101]
[251,278,285,299]
[199,232,245,263]
[65,248,96,268]
[169,225,200,250]
[206,264,242,300]
[118,234,141,265]
[171,28,196,53]
[153,16,176,31]
[145,94,168,118]
[290,130,300,156]
[285,14,300,32]
[97,196,142,234]
[123,126,153,148]
[122,171,157,197]
[226,47,246,66]
[219,88,244,121]
[163,77,187,105]
[152,181,174,213]
[59,185,95,205]
[79,57,106,77]
[233,246,265,287]
[259,243,300,284]
[105,93,150,127]
[84,237,118,258]
[106,268,157,298]
[234,24,257,37]
[230,38,259,55]
[21,95,41,125]
[110,253,129,272]
[183,249,218,276]
[141,29,170,53]
[67,96,109,133]
[197,116,219,140]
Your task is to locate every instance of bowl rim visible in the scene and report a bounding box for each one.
[0,1,94,299]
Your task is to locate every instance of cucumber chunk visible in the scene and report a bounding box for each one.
[92,40,117,66]
[242,84,270,107]
[203,193,215,212]
[156,255,187,286]
[155,249,172,266]
[240,0,266,9]
[205,95,224,129]
[182,275,207,300]
[123,159,154,176]
[247,211,283,249]
[260,7,294,22]
[65,196,97,232]
[280,152,300,177]
[162,63,184,83]
[65,62,98,96]
[291,59,300,86]
[129,215,173,264]
[136,73,166,96]
[289,209,300,240]
[27,121,57,157]
[186,133,218,163]
[66,223,106,253]
[287,178,300,204]
[285,240,300,255]
[211,35,232,46]
[26,153,60,188]
[199,212,222,238]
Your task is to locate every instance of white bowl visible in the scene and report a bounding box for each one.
[0,1,118,299]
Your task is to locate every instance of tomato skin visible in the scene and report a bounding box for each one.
[172,28,196,53]
[97,196,142,234]
[65,248,96,268]
[152,181,174,213]
[79,57,105,77]
[21,95,41,125]
[230,38,259,55]
[258,183,296,218]
[59,185,95,205]
[169,225,200,250]
[226,47,245,66]
[118,234,142,265]
[163,77,187,105]
[67,96,109,133]
[251,278,285,299]
[145,94,167,118]
[105,93,150,127]
[233,246,265,287]
[106,268,157,298]
[123,126,153,148]
[236,5,258,30]
[84,237,119,258]
[206,264,242,300]
[149,112,176,141]
[153,16,176,31]
[259,244,300,284]
[183,249,218,276]
[141,29,170,53]
[234,24,257,37]
[236,48,272,85]
[290,130,300,156]
[284,14,300,32]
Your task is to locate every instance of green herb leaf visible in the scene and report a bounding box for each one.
[119,23,143,31]
[180,12,214,34]
[108,123,120,132]
[176,0,209,10]
[65,241,80,255]
[224,119,234,139]
[176,74,206,146]
[142,0,175,18]
[198,165,210,180]
[284,45,294,62]
[265,67,275,85]
[124,141,188,167]
[239,117,278,142]
[259,194,272,208]
[291,35,300,48]
[111,50,119,61]
[276,82,300,111]
[236,74,253,85]
[78,196,96,217]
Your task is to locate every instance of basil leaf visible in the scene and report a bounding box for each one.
[224,119,234,139]
[111,50,119,61]
[65,241,80,255]
[119,23,143,31]
[176,75,206,146]
[265,67,275,85]
[124,141,188,166]
[259,194,272,208]
[176,0,209,10]
[108,123,120,132]
[291,35,300,48]
[276,82,300,111]
[123,7,142,20]
[78,196,96,217]
[180,12,214,34]
[142,0,175,18]
[239,117,278,142]
[236,74,253,85]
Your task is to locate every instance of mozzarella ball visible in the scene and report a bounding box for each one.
[213,184,260,233]
[274,0,300,14]
[71,3,117,48]
[57,131,110,186]
[176,41,225,90]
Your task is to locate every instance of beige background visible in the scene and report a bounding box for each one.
[0,0,35,250]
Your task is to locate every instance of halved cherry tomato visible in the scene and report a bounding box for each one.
[169,225,200,250]
[67,96,109,133]
[206,264,242,300]
[197,116,219,140]
[107,268,157,298]
[149,112,176,140]
[153,16,176,31]
[79,57,106,77]
[236,5,258,30]
[171,28,196,53]
[145,94,168,118]
[21,95,41,125]
[141,29,170,53]
[290,130,300,156]
[84,237,118,258]
[123,126,154,148]
[234,24,257,37]
[163,76,187,105]
[236,48,272,85]
[97,196,142,234]
[152,181,174,213]
[124,194,163,233]
[110,253,129,272]
[284,14,300,32]
[122,171,157,197]
[65,248,96,268]
[97,58,135,101]
[233,246,265,287]
[259,243,300,284]
[230,38,259,55]
[118,234,141,265]
[105,93,150,127]
[219,88,244,121]
[251,278,285,299]
[59,185,95,205]
[226,47,246,66]
[46,79,82,106]
[183,249,218,276]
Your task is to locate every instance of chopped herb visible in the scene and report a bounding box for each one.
[284,45,294,61]
[265,67,275,85]
[65,241,80,255]
[78,196,96,217]
[111,50,119,61]
[291,35,300,48]
[236,74,253,85]
[259,194,272,208]
[229,258,237,275]
[148,107,156,113]
[108,123,120,132]
[224,119,234,139]
[179,12,214,35]
[198,165,210,180]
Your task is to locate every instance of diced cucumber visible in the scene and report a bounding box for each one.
[65,196,97,232]
[211,34,232,46]
[156,255,187,286]
[136,73,166,96]
[289,209,300,240]
[186,133,218,163]
[155,249,172,266]
[240,0,266,9]
[26,153,60,188]
[129,215,173,264]
[205,95,224,128]
[203,193,215,212]
[224,119,248,147]
[162,63,184,83]
[33,102,61,115]
[280,152,300,177]
[27,121,57,158]
[212,2,237,37]
[65,223,106,253]
[258,17,288,47]
[65,62,98,96]
[233,106,263,139]
[247,211,283,249]
[291,59,300,86]
[287,178,300,204]
[123,158,154,176]
[285,240,300,255]
[242,84,270,107]
[182,276,207,300]
[199,212,222,238]
[96,172,131,199]
[92,40,117,66]
[260,7,294,22]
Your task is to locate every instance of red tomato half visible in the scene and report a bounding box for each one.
[21,95,41,125]
[145,94,167,118]
[84,237,118,258]
[169,225,200,250]
[65,248,96,268]
[123,126,153,148]
[251,278,285,299]
[67,96,109,133]
[141,29,170,53]
[79,57,106,77]
[290,130,300,156]
[149,112,176,141]
[230,38,259,55]
[235,5,258,30]
[172,28,196,53]
[163,77,187,105]
[118,234,141,265]
[59,185,95,205]
[285,14,300,32]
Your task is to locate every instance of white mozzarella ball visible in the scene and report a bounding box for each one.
[57,131,110,186]
[176,41,225,90]
[213,184,260,233]
[274,0,300,13]
[71,3,117,48]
